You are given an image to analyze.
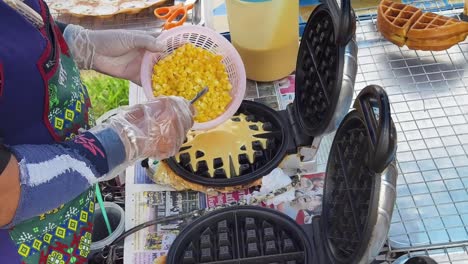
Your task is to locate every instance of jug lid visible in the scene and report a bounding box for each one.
[319,85,397,264]
[292,0,356,137]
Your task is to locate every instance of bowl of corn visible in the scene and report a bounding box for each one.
[140,25,246,130]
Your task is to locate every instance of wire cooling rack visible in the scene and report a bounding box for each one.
[352,2,468,252]
[391,245,468,264]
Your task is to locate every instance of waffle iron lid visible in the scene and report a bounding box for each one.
[293,0,355,137]
[166,206,314,264]
[320,85,397,264]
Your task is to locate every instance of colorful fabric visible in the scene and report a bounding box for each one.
[8,143,101,227]
[0,0,98,263]
[0,0,52,146]
[9,188,95,264]
[64,130,126,176]
[47,54,94,141]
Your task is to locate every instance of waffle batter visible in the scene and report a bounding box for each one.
[176,114,267,177]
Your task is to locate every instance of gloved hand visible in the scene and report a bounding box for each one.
[90,96,194,180]
[63,24,164,85]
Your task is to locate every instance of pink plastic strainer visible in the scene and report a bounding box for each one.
[140,25,246,131]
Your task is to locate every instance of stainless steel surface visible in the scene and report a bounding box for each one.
[353,5,468,250]
[360,162,398,264]
[324,37,359,134]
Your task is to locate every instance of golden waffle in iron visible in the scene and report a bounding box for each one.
[377,0,422,46]
[377,0,468,51]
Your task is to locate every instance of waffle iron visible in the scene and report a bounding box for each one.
[165,85,398,264]
[165,0,358,187]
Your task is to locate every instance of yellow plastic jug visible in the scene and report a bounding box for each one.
[226,0,299,82]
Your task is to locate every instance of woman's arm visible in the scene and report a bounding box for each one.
[0,96,193,227]
[0,154,20,227]
[0,131,120,228]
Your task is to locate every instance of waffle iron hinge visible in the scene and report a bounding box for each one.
[277,103,314,155]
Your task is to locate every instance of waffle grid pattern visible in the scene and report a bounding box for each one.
[297,9,338,132]
[173,107,283,180]
[412,12,460,29]
[378,0,468,50]
[175,211,307,264]
[381,0,422,28]
[324,123,374,261]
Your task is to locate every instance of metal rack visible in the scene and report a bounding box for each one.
[392,245,468,264]
[351,1,468,262]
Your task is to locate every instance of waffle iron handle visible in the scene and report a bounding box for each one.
[337,0,356,45]
[354,85,397,173]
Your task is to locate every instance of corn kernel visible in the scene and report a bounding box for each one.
[151,43,232,123]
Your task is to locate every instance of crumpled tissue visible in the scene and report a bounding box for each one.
[248,168,295,206]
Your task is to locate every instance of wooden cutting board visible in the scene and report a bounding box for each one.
[45,0,174,18]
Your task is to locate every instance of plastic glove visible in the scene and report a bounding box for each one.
[91,96,194,181]
[63,24,164,85]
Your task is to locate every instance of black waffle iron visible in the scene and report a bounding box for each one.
[165,0,359,187]
[165,85,398,264]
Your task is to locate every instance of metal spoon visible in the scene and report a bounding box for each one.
[190,87,209,104]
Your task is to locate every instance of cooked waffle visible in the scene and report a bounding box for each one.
[407,12,468,39]
[377,0,468,51]
[377,0,422,46]
[406,33,468,51]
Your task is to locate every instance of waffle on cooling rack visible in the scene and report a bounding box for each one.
[377,0,422,46]
[377,0,468,51]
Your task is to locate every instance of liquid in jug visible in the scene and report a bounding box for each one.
[226,0,299,82]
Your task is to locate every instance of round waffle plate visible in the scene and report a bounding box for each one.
[321,111,379,264]
[294,4,344,137]
[166,100,289,187]
[321,85,397,264]
[166,206,313,264]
